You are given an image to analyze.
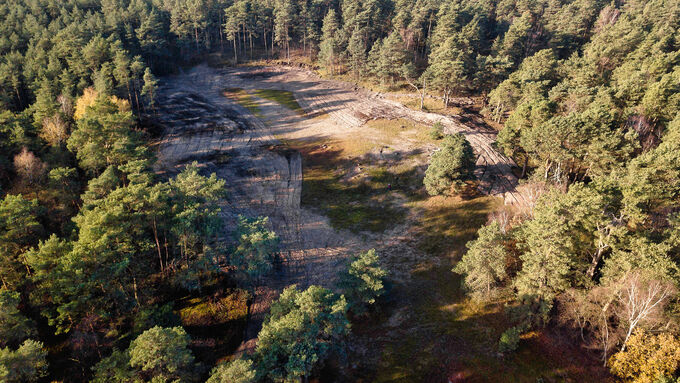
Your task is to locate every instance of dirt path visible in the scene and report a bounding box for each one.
[152,64,528,359]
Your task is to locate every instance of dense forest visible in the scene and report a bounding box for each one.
[0,0,679,381]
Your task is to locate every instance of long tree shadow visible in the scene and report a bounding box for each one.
[351,195,505,382]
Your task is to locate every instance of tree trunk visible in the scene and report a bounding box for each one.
[133,276,139,305]
[263,27,268,59]
[587,249,604,280]
[249,32,253,60]
[134,81,141,113]
[588,226,610,279]
[152,218,164,274]
[420,77,426,110]
[183,237,189,267]
[243,291,254,340]
[233,38,238,64]
[242,24,246,58]
[14,87,22,109]
[89,321,103,359]
[219,18,224,52]
[164,233,170,272]
[126,81,132,109]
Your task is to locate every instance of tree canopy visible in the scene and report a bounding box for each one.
[1,0,679,381]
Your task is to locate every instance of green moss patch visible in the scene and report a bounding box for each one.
[177,290,249,327]
[223,88,262,117]
[253,89,304,114]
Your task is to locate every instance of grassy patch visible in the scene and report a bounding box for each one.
[279,139,406,233]
[288,119,435,160]
[415,195,502,257]
[364,118,438,145]
[330,136,379,157]
[253,89,304,114]
[303,162,406,233]
[175,290,250,367]
[239,53,316,68]
[223,88,262,117]
[369,194,608,382]
[177,290,249,327]
[393,95,465,116]
[369,195,505,382]
[278,118,436,233]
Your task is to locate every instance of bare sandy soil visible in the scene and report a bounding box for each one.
[152,64,528,363]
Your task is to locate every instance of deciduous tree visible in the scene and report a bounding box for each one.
[609,330,680,383]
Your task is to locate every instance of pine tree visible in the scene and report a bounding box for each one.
[224,1,245,63]
[423,134,475,196]
[0,290,36,347]
[347,25,365,81]
[230,215,279,286]
[378,31,410,85]
[129,56,145,112]
[113,49,132,105]
[454,221,508,299]
[0,340,48,383]
[32,79,57,128]
[423,35,470,108]
[319,9,341,75]
[67,96,144,174]
[207,358,256,383]
[254,285,349,382]
[128,326,197,381]
[93,62,114,97]
[0,194,43,289]
[141,67,158,114]
[136,9,169,67]
[497,12,533,68]
[274,0,294,62]
[338,249,387,315]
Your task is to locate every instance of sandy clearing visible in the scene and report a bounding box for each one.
[194,64,527,206]
[152,63,526,355]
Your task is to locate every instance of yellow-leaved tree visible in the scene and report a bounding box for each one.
[74,87,130,120]
[609,330,680,383]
